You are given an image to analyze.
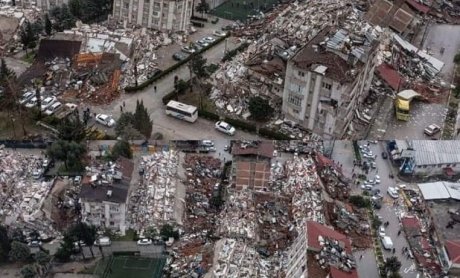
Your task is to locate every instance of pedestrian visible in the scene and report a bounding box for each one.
[123,101,126,107]
[120,105,123,112]
[360,254,363,260]
[398,230,401,236]
[392,248,395,254]
[154,86,157,93]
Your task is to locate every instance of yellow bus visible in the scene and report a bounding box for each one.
[394,90,421,122]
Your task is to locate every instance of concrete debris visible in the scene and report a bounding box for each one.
[129,150,183,232]
[0,148,60,240]
[315,237,357,273]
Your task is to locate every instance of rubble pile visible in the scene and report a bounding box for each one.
[254,192,294,253]
[166,237,214,277]
[216,190,256,239]
[315,237,356,273]
[0,149,58,238]
[183,155,221,234]
[283,155,325,231]
[211,238,272,278]
[316,155,351,200]
[129,150,179,231]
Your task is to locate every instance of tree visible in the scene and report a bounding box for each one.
[110,140,133,160]
[54,240,73,262]
[47,140,86,171]
[11,228,26,243]
[0,59,16,82]
[190,54,209,109]
[0,225,11,263]
[34,251,51,266]
[19,21,38,54]
[385,256,402,273]
[349,195,371,208]
[115,112,143,140]
[145,227,158,240]
[57,113,88,142]
[50,4,76,31]
[9,241,31,262]
[248,96,274,122]
[68,222,97,259]
[388,272,402,278]
[133,100,153,139]
[454,53,460,65]
[195,0,210,17]
[160,224,179,240]
[44,14,52,36]
[174,79,189,95]
[20,264,37,278]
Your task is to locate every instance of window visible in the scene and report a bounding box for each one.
[322,82,332,90]
[288,94,302,106]
[110,221,115,226]
[298,70,305,77]
[123,3,129,9]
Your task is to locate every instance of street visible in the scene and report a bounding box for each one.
[331,141,421,278]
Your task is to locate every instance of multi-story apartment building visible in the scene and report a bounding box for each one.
[282,26,379,139]
[112,0,192,31]
[79,157,134,235]
[15,0,68,11]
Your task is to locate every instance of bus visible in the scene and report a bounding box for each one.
[165,100,198,122]
[395,97,410,121]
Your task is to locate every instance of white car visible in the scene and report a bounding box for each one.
[95,114,116,127]
[374,175,381,184]
[215,121,235,136]
[41,96,57,111]
[181,45,197,54]
[137,238,153,245]
[379,226,385,237]
[387,187,399,199]
[44,101,62,115]
[213,30,227,37]
[424,124,441,136]
[94,237,111,246]
[25,96,44,108]
[203,36,216,43]
[19,92,35,105]
[197,39,210,47]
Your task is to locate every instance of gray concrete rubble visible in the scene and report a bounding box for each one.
[216,190,256,239]
[129,150,183,232]
[0,148,59,239]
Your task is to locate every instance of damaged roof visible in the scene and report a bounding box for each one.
[445,240,460,264]
[307,221,352,253]
[376,63,405,91]
[37,39,82,62]
[330,267,359,278]
[364,0,414,34]
[232,141,274,159]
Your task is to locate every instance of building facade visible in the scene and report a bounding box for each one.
[282,27,378,139]
[15,0,68,10]
[81,199,128,234]
[112,0,192,31]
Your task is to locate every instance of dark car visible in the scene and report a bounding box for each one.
[148,69,163,79]
[172,52,189,61]
[382,152,388,159]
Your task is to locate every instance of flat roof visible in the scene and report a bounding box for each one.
[429,201,460,242]
[418,182,460,201]
[411,140,460,166]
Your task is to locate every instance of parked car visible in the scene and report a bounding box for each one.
[374,175,381,184]
[215,121,236,136]
[202,36,216,43]
[44,101,62,115]
[19,92,35,105]
[40,96,57,111]
[196,39,210,47]
[382,152,388,159]
[192,43,204,51]
[28,240,42,247]
[424,124,441,136]
[95,114,116,127]
[137,238,153,245]
[94,237,111,246]
[181,45,196,54]
[202,140,214,147]
[213,30,227,37]
[273,150,278,157]
[25,96,44,108]
[172,52,189,61]
[387,187,399,199]
[361,184,373,191]
[148,68,163,79]
[379,226,386,237]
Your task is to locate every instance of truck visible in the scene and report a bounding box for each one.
[381,236,393,250]
[394,90,421,121]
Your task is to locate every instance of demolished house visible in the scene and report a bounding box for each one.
[79,157,134,235]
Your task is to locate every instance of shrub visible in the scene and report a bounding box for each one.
[191,21,205,27]
[191,16,208,22]
[222,42,250,62]
[198,109,220,121]
[349,195,371,208]
[259,128,291,140]
[224,117,257,132]
[162,91,180,105]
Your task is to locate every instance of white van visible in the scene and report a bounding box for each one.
[381,236,393,250]
[94,237,111,246]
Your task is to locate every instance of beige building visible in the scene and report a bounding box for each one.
[112,0,192,31]
[282,26,379,139]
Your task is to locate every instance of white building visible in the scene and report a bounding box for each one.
[79,157,134,235]
[112,0,192,31]
[15,0,68,11]
[282,26,379,139]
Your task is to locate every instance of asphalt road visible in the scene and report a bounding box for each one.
[331,140,421,278]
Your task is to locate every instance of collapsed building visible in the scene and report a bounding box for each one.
[79,157,134,235]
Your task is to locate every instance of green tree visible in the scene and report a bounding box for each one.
[133,100,153,139]
[54,237,73,262]
[68,0,83,19]
[349,195,371,208]
[110,140,133,160]
[34,250,51,266]
[20,264,37,278]
[115,112,143,140]
[195,0,210,17]
[0,58,16,82]
[44,14,52,36]
[388,272,402,278]
[9,241,31,262]
[174,79,189,95]
[454,53,460,64]
[0,225,11,263]
[248,96,274,122]
[11,228,26,243]
[19,21,38,54]
[47,140,86,171]
[385,256,402,273]
[57,113,88,142]
[160,224,179,240]
[68,222,97,259]
[144,227,158,240]
[190,54,209,109]
[50,4,76,31]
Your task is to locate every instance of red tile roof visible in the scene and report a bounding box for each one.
[307,221,352,253]
[232,141,274,159]
[376,63,405,91]
[445,240,460,264]
[330,267,359,278]
[405,0,430,14]
[401,216,421,229]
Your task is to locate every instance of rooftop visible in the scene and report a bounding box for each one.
[330,267,359,278]
[429,201,460,242]
[306,221,352,253]
[411,141,460,166]
[445,240,460,264]
[418,182,460,201]
[232,140,274,159]
[364,0,414,34]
